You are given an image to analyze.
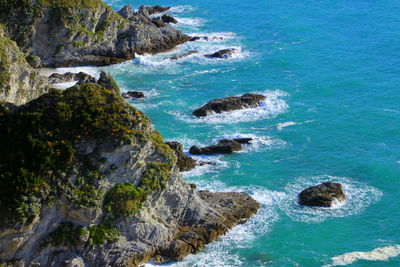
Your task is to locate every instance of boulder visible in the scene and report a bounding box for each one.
[166,142,197,171]
[193,93,266,117]
[151,17,166,28]
[189,139,243,155]
[169,50,198,60]
[144,5,171,15]
[205,48,237,59]
[299,182,346,207]
[122,91,145,99]
[189,36,224,42]
[162,14,178,24]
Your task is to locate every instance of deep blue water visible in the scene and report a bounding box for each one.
[96,0,400,266]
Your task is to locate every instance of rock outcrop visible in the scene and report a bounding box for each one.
[0,26,48,105]
[0,81,260,266]
[169,50,198,60]
[299,182,347,207]
[122,91,145,99]
[193,93,266,117]
[205,48,237,58]
[48,72,96,84]
[166,142,197,171]
[189,139,246,155]
[0,1,189,67]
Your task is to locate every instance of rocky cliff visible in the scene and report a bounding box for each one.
[0,25,48,105]
[0,80,259,266]
[0,0,189,67]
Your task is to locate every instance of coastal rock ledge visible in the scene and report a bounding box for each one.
[0,81,259,266]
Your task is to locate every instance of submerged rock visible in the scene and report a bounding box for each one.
[189,139,243,155]
[169,50,198,60]
[122,91,145,99]
[299,182,346,207]
[193,93,266,117]
[205,48,237,58]
[166,142,197,171]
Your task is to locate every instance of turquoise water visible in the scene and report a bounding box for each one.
[100,0,400,266]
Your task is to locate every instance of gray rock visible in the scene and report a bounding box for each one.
[189,139,243,155]
[48,72,96,84]
[205,48,238,58]
[169,50,198,60]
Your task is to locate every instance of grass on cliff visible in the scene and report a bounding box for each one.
[0,83,149,226]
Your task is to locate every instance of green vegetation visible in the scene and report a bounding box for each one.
[88,220,119,246]
[139,161,173,192]
[43,222,88,247]
[103,182,146,217]
[0,83,148,226]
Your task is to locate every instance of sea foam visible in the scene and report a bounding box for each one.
[324,245,400,266]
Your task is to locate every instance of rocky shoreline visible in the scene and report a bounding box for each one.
[0,1,260,266]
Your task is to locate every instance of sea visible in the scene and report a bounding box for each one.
[54,0,400,266]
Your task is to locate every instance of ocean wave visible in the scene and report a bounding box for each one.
[323,245,400,267]
[278,175,383,223]
[170,90,289,124]
[275,120,315,130]
[182,155,229,178]
[176,17,204,27]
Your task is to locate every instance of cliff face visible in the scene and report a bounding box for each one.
[0,26,48,105]
[0,0,189,67]
[0,82,259,266]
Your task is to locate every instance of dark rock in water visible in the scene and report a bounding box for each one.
[205,48,237,59]
[144,5,171,15]
[118,4,135,19]
[193,93,266,117]
[189,139,243,155]
[170,50,198,60]
[122,91,145,99]
[189,36,224,42]
[166,142,197,172]
[162,14,178,24]
[48,72,96,84]
[299,182,346,207]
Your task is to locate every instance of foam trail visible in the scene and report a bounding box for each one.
[51,81,78,90]
[324,245,400,266]
[170,5,194,14]
[276,120,315,130]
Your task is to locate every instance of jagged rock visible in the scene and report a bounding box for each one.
[144,5,171,15]
[118,4,135,19]
[166,142,197,171]
[189,139,243,155]
[0,33,48,105]
[122,91,145,99]
[193,93,266,117]
[151,17,166,28]
[26,55,41,68]
[299,182,347,207]
[0,1,189,67]
[98,71,121,96]
[48,72,96,84]
[205,48,237,58]
[161,14,178,24]
[169,50,198,60]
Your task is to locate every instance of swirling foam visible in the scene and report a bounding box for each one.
[278,175,383,223]
[170,5,195,14]
[323,245,400,266]
[171,90,289,124]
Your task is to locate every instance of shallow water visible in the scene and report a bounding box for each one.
[101,0,400,265]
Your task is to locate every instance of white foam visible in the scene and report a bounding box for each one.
[176,17,204,27]
[278,175,383,223]
[171,90,289,124]
[188,32,236,42]
[276,120,315,130]
[170,5,195,14]
[182,155,229,178]
[324,245,400,267]
[51,81,78,90]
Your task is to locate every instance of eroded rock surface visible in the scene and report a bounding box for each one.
[205,48,237,58]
